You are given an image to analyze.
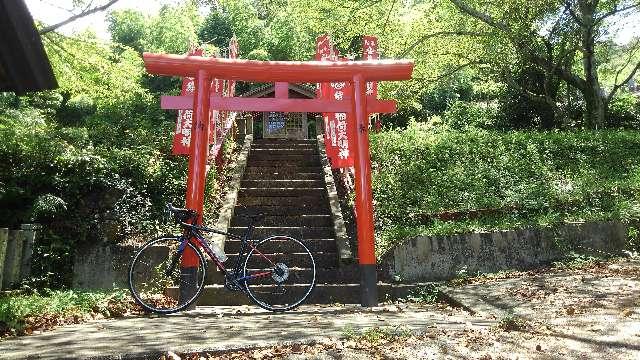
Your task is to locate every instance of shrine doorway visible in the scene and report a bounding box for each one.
[241,83,316,140]
[263,111,307,139]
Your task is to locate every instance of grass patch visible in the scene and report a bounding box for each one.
[0,289,140,337]
[496,313,529,332]
[342,325,413,344]
[399,283,443,304]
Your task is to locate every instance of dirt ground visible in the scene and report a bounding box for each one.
[175,258,640,360]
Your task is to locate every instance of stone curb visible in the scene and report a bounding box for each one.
[316,135,353,264]
[211,134,254,248]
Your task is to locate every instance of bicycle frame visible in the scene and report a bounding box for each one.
[177,221,276,288]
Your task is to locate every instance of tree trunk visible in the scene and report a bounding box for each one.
[583,88,607,129]
[579,0,607,128]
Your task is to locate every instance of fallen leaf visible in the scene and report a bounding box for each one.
[565,307,575,315]
[620,309,634,317]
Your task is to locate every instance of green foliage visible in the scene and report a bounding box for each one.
[198,9,235,50]
[496,313,528,332]
[145,2,201,54]
[442,100,503,130]
[607,92,640,129]
[342,325,413,344]
[0,289,131,334]
[371,126,640,253]
[57,95,96,126]
[627,223,640,253]
[107,10,148,52]
[401,284,442,304]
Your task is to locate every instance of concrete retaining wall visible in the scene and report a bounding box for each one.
[383,221,629,282]
[72,134,253,290]
[0,224,39,289]
[73,243,135,289]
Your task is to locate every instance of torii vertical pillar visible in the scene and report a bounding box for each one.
[181,69,211,303]
[352,74,378,306]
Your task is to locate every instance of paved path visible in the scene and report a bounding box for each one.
[441,260,640,359]
[2,260,638,359]
[0,304,493,359]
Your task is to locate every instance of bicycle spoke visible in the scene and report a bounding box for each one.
[244,236,315,312]
[129,237,206,314]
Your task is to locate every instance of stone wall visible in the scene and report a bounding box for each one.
[383,221,629,282]
[72,242,135,289]
[0,224,39,289]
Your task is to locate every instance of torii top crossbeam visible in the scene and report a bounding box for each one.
[143,53,414,82]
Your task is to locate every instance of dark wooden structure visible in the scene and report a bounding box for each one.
[0,0,57,94]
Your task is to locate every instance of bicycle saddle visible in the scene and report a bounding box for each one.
[166,203,197,223]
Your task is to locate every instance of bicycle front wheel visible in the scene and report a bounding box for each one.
[243,236,316,312]
[128,236,206,314]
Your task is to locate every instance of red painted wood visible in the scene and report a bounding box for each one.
[351,74,376,265]
[160,96,396,113]
[143,53,414,82]
[275,82,288,98]
[182,69,210,268]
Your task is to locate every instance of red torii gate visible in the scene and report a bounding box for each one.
[144,53,414,306]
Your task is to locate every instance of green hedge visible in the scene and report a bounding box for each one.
[370,125,640,253]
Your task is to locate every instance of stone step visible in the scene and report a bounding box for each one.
[248,153,320,161]
[234,205,331,216]
[250,148,319,154]
[238,188,326,198]
[241,180,325,189]
[250,147,317,153]
[243,166,323,175]
[224,238,337,253]
[225,252,336,268]
[246,160,321,167]
[228,226,336,239]
[204,268,356,286]
[192,283,401,306]
[236,196,328,207]
[243,172,324,181]
[253,139,316,145]
[231,214,333,227]
[251,145,317,150]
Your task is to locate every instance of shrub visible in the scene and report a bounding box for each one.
[442,100,504,130]
[607,92,640,129]
[370,126,640,253]
[57,95,96,126]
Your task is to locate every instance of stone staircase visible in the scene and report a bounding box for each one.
[197,138,367,305]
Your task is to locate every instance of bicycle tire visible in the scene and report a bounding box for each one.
[128,236,206,314]
[243,235,316,312]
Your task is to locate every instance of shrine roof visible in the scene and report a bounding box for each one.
[240,83,316,99]
[0,0,57,95]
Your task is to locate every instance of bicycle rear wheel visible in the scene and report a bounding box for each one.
[128,236,206,314]
[243,236,316,312]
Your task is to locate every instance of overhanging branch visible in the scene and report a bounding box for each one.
[399,31,491,57]
[39,0,120,35]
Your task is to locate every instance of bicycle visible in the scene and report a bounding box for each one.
[128,203,316,313]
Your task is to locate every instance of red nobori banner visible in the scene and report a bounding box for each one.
[316,34,338,164]
[172,76,196,155]
[172,49,203,155]
[327,78,355,168]
[362,35,379,99]
[362,35,381,131]
[315,34,331,61]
